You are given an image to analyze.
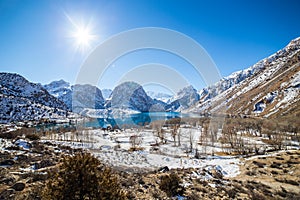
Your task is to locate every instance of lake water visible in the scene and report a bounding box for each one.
[81,112,200,128]
[35,112,200,131]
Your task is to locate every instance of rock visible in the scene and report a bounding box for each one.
[11,182,25,191]
[5,145,21,151]
[15,154,28,162]
[14,139,32,149]
[0,159,15,166]
[158,166,169,173]
[34,159,54,169]
[210,169,223,179]
[0,189,15,200]
[0,176,16,185]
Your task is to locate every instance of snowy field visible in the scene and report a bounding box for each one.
[43,127,241,177]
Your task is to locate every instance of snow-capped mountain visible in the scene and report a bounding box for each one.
[105,82,156,112]
[0,73,67,110]
[146,91,173,103]
[44,81,105,112]
[0,73,68,123]
[101,89,113,100]
[43,79,71,98]
[44,80,202,114]
[72,84,105,113]
[187,37,300,119]
[44,80,72,110]
[167,85,200,111]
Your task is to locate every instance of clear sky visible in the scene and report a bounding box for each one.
[0,0,299,93]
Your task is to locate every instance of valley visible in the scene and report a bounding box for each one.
[0,37,299,199]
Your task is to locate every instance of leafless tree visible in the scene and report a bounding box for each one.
[177,128,181,146]
[171,124,179,146]
[189,130,195,153]
[129,135,142,150]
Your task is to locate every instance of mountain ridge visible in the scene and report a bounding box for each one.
[187,37,300,120]
[0,73,69,123]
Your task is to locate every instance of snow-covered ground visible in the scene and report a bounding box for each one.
[43,127,241,177]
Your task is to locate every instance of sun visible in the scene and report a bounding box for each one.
[73,26,95,47]
[65,13,98,53]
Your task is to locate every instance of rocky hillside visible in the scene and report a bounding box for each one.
[188,37,300,120]
[72,84,105,113]
[105,81,156,112]
[44,79,201,114]
[167,85,200,112]
[44,79,72,109]
[146,91,172,103]
[101,89,112,100]
[44,81,105,112]
[0,73,68,123]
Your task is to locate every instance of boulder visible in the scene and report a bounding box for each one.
[11,182,25,191]
[0,189,15,200]
[0,159,15,166]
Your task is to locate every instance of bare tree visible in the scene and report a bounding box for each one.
[129,135,142,150]
[189,130,195,153]
[151,121,166,144]
[177,128,181,146]
[171,124,179,146]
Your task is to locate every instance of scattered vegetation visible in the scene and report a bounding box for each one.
[42,152,127,200]
[159,172,184,197]
[25,133,41,141]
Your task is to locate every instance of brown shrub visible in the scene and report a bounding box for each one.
[159,172,184,197]
[42,152,127,200]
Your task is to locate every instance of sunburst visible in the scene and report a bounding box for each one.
[66,13,98,53]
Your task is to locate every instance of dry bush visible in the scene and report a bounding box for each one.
[42,152,126,200]
[129,135,142,150]
[26,133,41,141]
[159,172,184,197]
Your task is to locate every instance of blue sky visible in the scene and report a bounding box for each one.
[0,0,299,93]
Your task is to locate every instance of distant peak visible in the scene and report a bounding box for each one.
[179,85,196,92]
[287,36,300,48]
[51,79,69,85]
[118,81,140,86]
[45,79,70,88]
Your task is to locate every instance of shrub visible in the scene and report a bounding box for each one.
[159,172,184,197]
[26,133,40,141]
[42,152,126,200]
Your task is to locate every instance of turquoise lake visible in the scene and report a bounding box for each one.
[81,112,200,128]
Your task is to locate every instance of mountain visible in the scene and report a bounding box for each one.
[0,73,68,123]
[44,80,200,113]
[44,80,72,109]
[44,81,105,112]
[167,85,200,111]
[43,79,71,98]
[146,91,172,103]
[187,37,300,120]
[105,82,163,112]
[72,84,105,113]
[102,89,113,100]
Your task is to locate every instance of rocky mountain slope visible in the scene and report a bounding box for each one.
[45,80,200,113]
[188,37,300,119]
[146,91,172,103]
[0,73,68,123]
[44,81,105,112]
[43,80,201,115]
[105,82,157,112]
[167,85,200,112]
[101,89,112,100]
[72,84,105,113]
[43,79,72,109]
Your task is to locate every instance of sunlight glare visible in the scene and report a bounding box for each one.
[65,13,98,53]
[73,26,94,47]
